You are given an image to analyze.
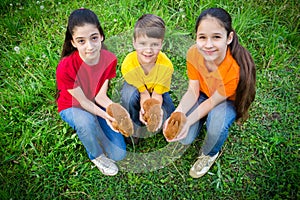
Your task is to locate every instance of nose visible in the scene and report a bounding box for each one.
[205,38,213,48]
[144,46,153,52]
[86,40,94,49]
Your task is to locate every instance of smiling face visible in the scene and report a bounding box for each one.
[133,35,162,68]
[196,16,233,66]
[71,23,103,65]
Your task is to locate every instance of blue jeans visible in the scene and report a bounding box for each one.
[59,107,126,161]
[121,82,175,130]
[179,94,236,156]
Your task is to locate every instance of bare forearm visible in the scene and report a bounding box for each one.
[94,80,113,109]
[140,90,151,108]
[95,95,113,109]
[187,92,227,125]
[80,100,108,120]
[186,98,213,125]
[151,92,163,106]
[68,86,110,120]
[176,89,199,114]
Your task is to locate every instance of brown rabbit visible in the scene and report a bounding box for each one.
[164,112,187,140]
[142,98,162,132]
[106,103,133,137]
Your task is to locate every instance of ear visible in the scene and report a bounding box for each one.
[227,31,234,45]
[71,39,77,48]
[132,37,137,49]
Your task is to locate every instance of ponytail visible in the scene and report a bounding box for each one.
[195,8,256,122]
[61,31,76,59]
[230,31,256,122]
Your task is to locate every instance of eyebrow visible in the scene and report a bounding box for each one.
[75,32,100,40]
[90,33,100,37]
[197,32,223,35]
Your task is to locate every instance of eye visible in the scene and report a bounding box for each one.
[92,36,99,41]
[213,35,222,39]
[198,36,206,40]
[77,39,85,44]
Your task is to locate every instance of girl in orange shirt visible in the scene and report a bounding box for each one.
[164,8,256,178]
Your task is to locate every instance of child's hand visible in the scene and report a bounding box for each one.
[163,112,188,142]
[139,107,147,125]
[171,123,189,141]
[155,108,164,132]
[165,122,189,142]
[142,99,162,132]
[106,103,134,137]
[105,113,119,133]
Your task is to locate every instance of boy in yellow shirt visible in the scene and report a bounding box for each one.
[121,14,175,144]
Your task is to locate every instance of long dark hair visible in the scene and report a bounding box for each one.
[195,8,256,121]
[60,8,105,59]
[56,8,106,101]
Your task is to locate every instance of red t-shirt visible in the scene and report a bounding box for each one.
[56,49,117,112]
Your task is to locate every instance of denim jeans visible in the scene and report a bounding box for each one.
[179,93,237,156]
[59,107,126,161]
[121,82,175,130]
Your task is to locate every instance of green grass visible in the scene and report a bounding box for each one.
[0,0,299,199]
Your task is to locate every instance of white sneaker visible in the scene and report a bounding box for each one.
[189,152,219,178]
[91,154,118,176]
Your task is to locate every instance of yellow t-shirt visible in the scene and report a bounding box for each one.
[121,51,173,94]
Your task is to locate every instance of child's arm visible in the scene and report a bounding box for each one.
[139,90,151,109]
[187,91,226,125]
[151,91,163,106]
[95,79,113,109]
[67,85,114,122]
[163,80,199,141]
[175,80,200,114]
[168,80,226,142]
[138,90,151,124]
[96,80,133,135]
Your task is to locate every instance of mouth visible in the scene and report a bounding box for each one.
[143,54,153,58]
[203,50,216,55]
[86,50,96,55]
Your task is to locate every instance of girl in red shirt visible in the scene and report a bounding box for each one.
[56,9,127,176]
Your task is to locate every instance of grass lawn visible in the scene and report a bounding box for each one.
[0,0,299,199]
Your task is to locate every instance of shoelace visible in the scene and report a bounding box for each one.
[194,155,210,171]
[97,156,115,168]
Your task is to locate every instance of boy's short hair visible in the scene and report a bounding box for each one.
[134,14,165,40]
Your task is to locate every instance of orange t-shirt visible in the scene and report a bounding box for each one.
[186,45,239,100]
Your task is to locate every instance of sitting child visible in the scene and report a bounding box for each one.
[121,14,175,144]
